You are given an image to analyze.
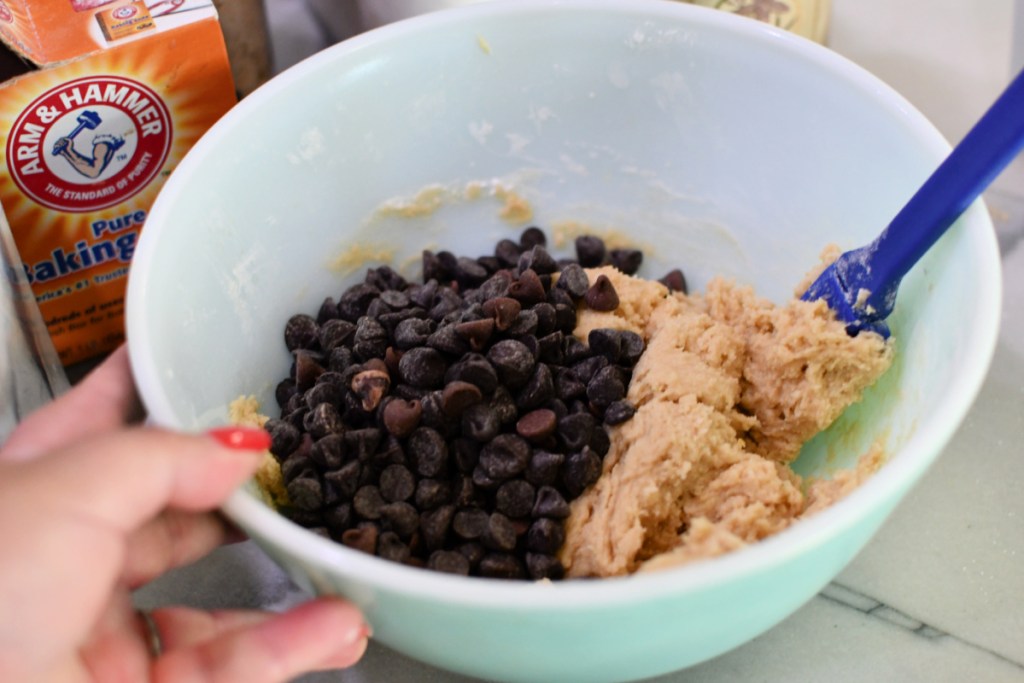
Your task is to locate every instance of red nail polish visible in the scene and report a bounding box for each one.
[207,426,272,451]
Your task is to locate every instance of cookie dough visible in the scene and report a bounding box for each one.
[560,266,892,577]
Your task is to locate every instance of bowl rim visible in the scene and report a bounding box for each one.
[127,0,1003,609]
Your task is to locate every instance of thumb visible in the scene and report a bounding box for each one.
[1,426,269,537]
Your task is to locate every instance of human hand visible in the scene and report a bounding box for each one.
[0,346,369,682]
[52,136,71,156]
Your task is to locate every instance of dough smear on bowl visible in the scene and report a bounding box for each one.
[560,266,892,577]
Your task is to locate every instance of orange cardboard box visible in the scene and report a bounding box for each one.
[0,0,237,365]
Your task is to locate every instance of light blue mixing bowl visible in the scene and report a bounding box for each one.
[125,2,1001,681]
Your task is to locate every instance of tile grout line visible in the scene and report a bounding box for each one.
[821,582,1024,671]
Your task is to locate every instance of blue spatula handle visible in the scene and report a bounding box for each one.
[803,68,1024,336]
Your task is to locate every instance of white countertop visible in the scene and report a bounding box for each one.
[136,2,1024,680]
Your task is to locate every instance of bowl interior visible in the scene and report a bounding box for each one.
[126,1,1000,680]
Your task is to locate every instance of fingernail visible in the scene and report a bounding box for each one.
[341,621,373,647]
[207,426,272,451]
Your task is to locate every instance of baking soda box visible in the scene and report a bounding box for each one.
[0,0,237,364]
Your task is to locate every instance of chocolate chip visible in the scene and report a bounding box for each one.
[454,318,494,351]
[442,380,484,417]
[445,354,499,394]
[585,274,620,312]
[609,248,643,275]
[294,350,326,391]
[536,332,565,365]
[318,319,355,353]
[275,379,298,410]
[415,478,452,511]
[587,365,626,408]
[479,434,532,480]
[418,391,449,434]
[284,314,319,351]
[492,239,522,268]
[457,541,486,568]
[324,502,353,534]
[338,284,381,322]
[393,317,435,350]
[365,265,407,292]
[352,317,389,361]
[327,346,354,373]
[379,464,415,502]
[305,402,344,439]
[481,297,521,331]
[484,512,518,552]
[589,425,611,457]
[516,363,554,412]
[377,531,411,562]
[342,524,379,554]
[488,385,519,425]
[557,413,595,452]
[287,475,323,511]
[399,346,447,389]
[526,517,565,555]
[553,366,586,402]
[556,262,590,299]
[317,297,339,324]
[421,504,455,550]
[366,298,389,319]
[505,309,539,337]
[353,485,386,519]
[575,235,606,267]
[562,448,602,497]
[455,256,489,287]
[453,507,489,540]
[381,502,420,538]
[495,479,536,518]
[407,427,448,478]
[422,250,456,283]
[526,553,564,580]
[428,550,470,575]
[532,485,570,518]
[451,438,480,474]
[570,355,608,384]
[472,464,501,491]
[351,367,390,411]
[659,268,688,294]
[508,269,546,306]
[380,289,411,309]
[487,339,536,390]
[525,450,563,487]
[265,419,300,460]
[343,428,382,461]
[426,323,470,355]
[461,403,500,442]
[554,303,577,335]
[604,400,637,425]
[516,408,557,443]
[518,245,558,276]
[309,434,345,470]
[473,270,513,302]
[519,226,546,249]
[479,553,526,580]
[382,398,422,437]
[325,460,361,500]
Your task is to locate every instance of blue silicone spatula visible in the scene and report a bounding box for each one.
[802,68,1024,338]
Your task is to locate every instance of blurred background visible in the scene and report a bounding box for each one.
[261,0,1024,197]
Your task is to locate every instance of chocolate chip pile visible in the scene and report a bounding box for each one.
[263,228,683,580]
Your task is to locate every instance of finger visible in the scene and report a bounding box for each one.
[1,345,144,462]
[152,599,370,682]
[3,426,268,540]
[122,511,237,588]
[0,428,268,660]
